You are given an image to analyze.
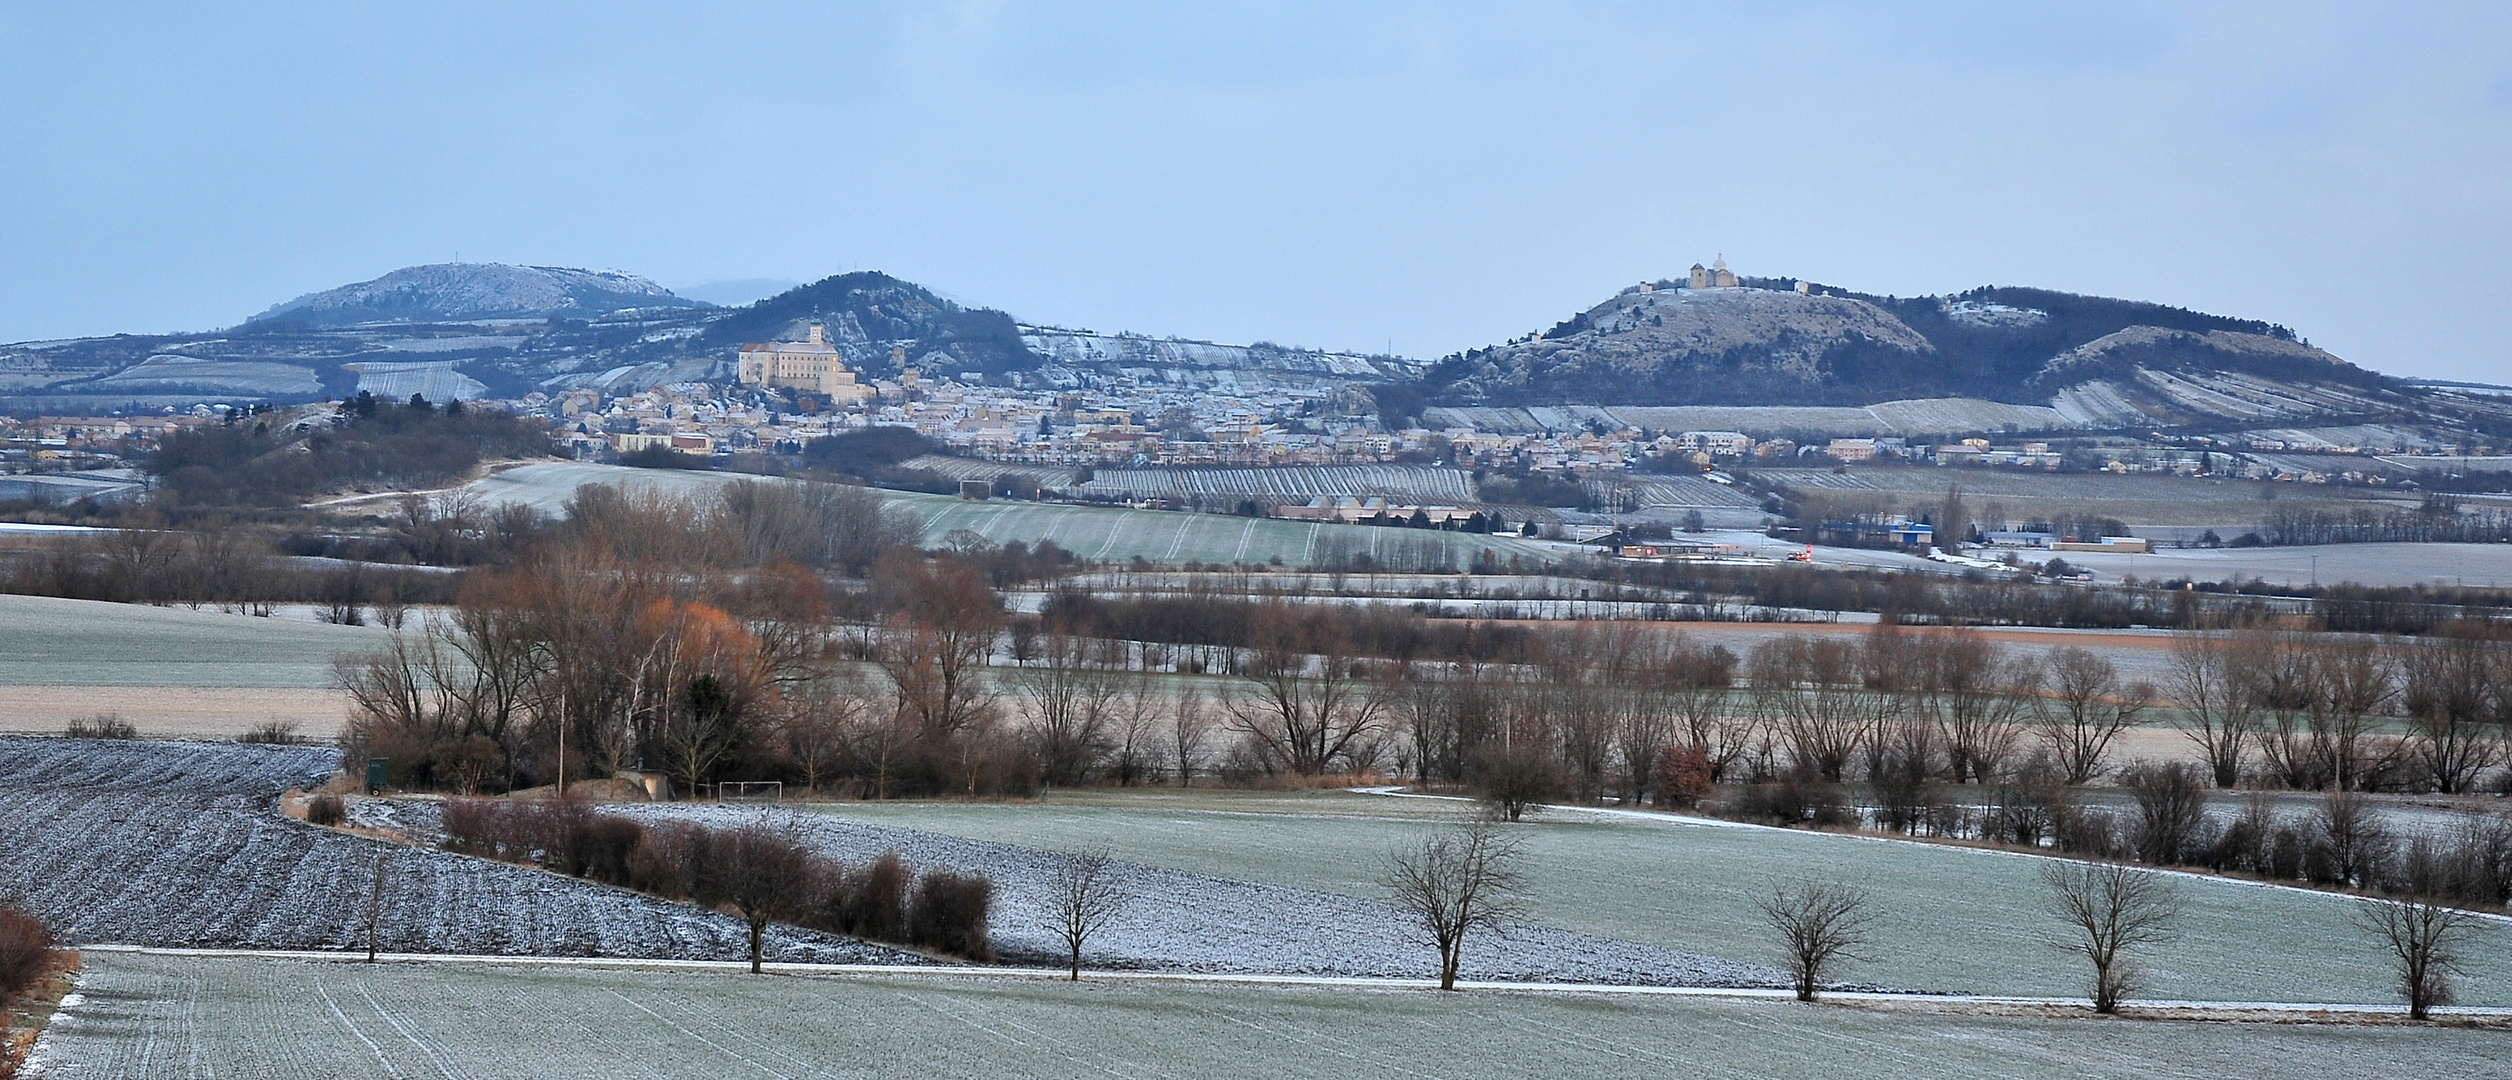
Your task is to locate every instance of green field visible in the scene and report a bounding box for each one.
[805,790,2512,1007]
[40,952,2509,1079]
[466,462,1563,569]
[0,594,388,688]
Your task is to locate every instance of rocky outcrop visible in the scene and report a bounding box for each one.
[1431,285,1939,406]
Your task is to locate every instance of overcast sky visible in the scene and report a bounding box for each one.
[5,3,2508,381]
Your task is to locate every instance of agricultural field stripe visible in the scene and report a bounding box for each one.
[603,989,791,1078]
[354,981,469,1080]
[1089,515,1129,560]
[1230,518,1258,563]
[1160,515,1195,562]
[314,978,404,1079]
[76,948,2509,1016]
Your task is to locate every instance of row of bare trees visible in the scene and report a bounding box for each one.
[1383,623,2166,810]
[1392,820,2476,1020]
[2172,624,2512,793]
[1383,619,2512,814]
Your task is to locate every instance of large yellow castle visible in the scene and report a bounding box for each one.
[736,321,872,402]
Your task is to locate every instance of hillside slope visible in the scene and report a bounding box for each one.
[1418,277,2416,431]
[249,263,702,325]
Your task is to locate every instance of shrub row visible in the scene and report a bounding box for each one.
[1725,763,2512,908]
[440,798,994,960]
[0,904,53,1003]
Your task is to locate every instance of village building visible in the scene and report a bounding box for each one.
[735,322,873,403]
[1687,255,1740,289]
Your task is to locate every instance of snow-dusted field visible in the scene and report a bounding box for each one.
[0,594,389,691]
[0,739,913,965]
[620,803,1783,987]
[805,791,2512,1006]
[1756,466,2417,529]
[35,952,2512,1080]
[2051,541,2512,590]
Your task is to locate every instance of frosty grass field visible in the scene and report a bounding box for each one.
[806,791,2512,1007]
[465,462,1563,569]
[38,953,2511,1080]
[0,594,387,690]
[14,735,2512,1076]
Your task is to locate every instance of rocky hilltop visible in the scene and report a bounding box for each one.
[249,263,703,326]
[1415,275,2419,430]
[1429,285,1936,405]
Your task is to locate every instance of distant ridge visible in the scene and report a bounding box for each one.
[247,263,702,326]
[1415,273,2400,422]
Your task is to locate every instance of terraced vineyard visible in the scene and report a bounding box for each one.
[885,491,1559,568]
[1077,464,1476,504]
[462,463,1561,569]
[1754,466,2417,527]
[1603,475,1764,510]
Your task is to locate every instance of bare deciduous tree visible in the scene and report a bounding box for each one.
[1047,847,1131,981]
[2398,630,2506,795]
[1384,823,1526,990]
[2357,839,2480,1020]
[1170,688,1212,787]
[723,820,817,974]
[2120,761,2209,866]
[2358,895,2474,1021]
[1224,604,1387,776]
[2036,647,2152,785]
[1014,628,1127,787]
[1756,881,1875,1001]
[1748,637,1872,783]
[874,556,1004,744]
[775,668,875,795]
[2169,629,2258,788]
[2040,860,2181,1013]
[1919,632,2036,786]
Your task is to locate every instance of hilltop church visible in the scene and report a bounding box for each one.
[736,321,873,403]
[1688,256,1739,289]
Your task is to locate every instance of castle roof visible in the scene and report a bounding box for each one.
[740,338,841,355]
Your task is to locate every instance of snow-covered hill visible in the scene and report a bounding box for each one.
[1021,327,1423,392]
[249,263,703,326]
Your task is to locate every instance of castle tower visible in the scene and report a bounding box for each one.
[807,320,826,346]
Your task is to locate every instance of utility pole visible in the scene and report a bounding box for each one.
[557,682,569,798]
[365,852,389,963]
